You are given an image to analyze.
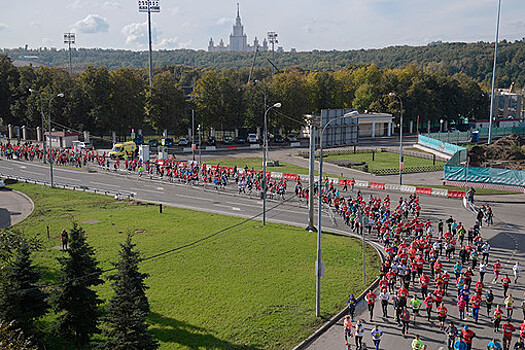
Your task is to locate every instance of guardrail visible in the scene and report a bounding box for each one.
[0,173,136,200]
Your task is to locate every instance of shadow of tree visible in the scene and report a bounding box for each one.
[148,313,261,350]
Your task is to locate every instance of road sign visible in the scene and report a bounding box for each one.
[138,0,160,12]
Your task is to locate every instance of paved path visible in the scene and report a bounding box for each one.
[0,188,34,228]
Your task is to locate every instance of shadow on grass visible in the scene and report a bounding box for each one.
[149,313,261,350]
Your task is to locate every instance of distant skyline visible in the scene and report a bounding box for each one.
[1,0,524,52]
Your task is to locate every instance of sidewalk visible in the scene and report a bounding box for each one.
[0,188,34,228]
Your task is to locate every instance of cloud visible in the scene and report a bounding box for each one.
[30,21,41,28]
[216,17,232,25]
[0,23,7,31]
[103,1,122,9]
[66,0,85,10]
[122,22,158,47]
[157,38,192,49]
[71,15,109,34]
[169,7,180,16]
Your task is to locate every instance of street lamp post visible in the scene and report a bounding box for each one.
[440,119,444,133]
[197,124,202,166]
[48,93,64,187]
[192,109,195,162]
[262,102,281,226]
[138,0,160,86]
[488,0,502,145]
[389,93,404,185]
[316,110,358,317]
[63,32,75,75]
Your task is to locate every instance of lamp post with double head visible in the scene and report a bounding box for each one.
[315,110,358,317]
[389,92,404,185]
[262,102,281,226]
[48,93,64,187]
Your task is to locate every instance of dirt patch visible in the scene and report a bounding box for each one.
[82,219,101,224]
[134,229,146,234]
[469,134,525,170]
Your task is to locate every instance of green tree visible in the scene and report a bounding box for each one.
[110,68,146,133]
[0,320,38,350]
[52,223,103,350]
[99,234,158,350]
[0,244,49,336]
[76,66,113,132]
[145,71,186,132]
[0,54,19,125]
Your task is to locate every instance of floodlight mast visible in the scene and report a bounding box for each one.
[63,33,75,75]
[138,0,160,86]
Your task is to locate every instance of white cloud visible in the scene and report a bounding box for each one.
[0,23,7,31]
[216,17,232,25]
[157,37,192,49]
[30,21,41,28]
[66,0,85,10]
[122,22,158,48]
[169,7,180,16]
[71,15,110,34]
[103,1,122,9]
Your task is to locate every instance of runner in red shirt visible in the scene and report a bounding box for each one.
[365,291,377,321]
[423,295,434,321]
[437,303,448,330]
[461,325,476,350]
[419,273,430,298]
[502,274,511,297]
[502,321,515,350]
[494,305,503,332]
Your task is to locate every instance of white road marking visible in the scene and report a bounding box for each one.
[231,207,241,211]
[89,181,121,188]
[156,187,164,190]
[20,165,27,169]
[55,176,81,182]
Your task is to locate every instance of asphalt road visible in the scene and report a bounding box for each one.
[1,157,524,350]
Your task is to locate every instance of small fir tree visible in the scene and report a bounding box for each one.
[52,223,103,350]
[0,244,49,336]
[99,234,158,350]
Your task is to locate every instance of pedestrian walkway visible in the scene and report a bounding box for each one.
[0,189,34,228]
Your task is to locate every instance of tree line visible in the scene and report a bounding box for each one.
[3,40,525,88]
[0,225,157,350]
[0,53,489,136]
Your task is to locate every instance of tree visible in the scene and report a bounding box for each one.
[76,66,113,132]
[52,223,103,350]
[0,320,38,350]
[145,71,186,132]
[0,54,19,125]
[99,234,157,350]
[109,68,146,133]
[0,244,49,336]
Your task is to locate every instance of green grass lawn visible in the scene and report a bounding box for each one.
[10,183,379,350]
[208,157,333,176]
[323,152,445,172]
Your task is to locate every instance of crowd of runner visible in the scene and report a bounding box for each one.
[340,192,524,350]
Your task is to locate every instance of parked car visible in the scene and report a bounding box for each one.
[206,137,216,146]
[247,133,258,143]
[286,133,298,142]
[0,179,5,189]
[272,135,285,143]
[163,137,174,147]
[178,137,189,146]
[148,139,159,147]
[72,141,93,150]
[236,137,246,144]
[222,135,234,144]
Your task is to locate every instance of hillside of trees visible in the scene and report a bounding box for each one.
[3,40,525,89]
[0,53,490,138]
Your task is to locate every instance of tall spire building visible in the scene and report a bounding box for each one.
[208,4,268,53]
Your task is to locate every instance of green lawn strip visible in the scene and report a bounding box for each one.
[11,183,379,350]
[206,157,339,177]
[322,152,445,172]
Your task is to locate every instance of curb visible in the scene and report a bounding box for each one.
[9,189,35,227]
[292,234,385,350]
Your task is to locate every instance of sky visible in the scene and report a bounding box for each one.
[1,0,524,52]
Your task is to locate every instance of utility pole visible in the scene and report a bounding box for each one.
[306,116,316,232]
[139,0,160,86]
[63,33,75,75]
[488,0,502,145]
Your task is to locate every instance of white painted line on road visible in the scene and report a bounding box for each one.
[20,165,27,169]
[55,176,81,182]
[89,181,121,189]
[232,207,241,211]
[156,187,164,191]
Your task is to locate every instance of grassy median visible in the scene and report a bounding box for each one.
[10,183,380,350]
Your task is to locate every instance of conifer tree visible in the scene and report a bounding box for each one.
[52,223,103,350]
[100,234,158,350]
[0,244,49,336]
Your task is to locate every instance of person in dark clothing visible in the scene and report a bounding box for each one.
[61,228,69,250]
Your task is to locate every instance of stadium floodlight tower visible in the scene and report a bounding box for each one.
[267,31,278,75]
[138,0,160,86]
[63,33,75,75]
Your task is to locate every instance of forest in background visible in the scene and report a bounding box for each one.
[3,40,525,89]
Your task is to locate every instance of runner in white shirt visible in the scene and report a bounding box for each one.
[354,320,364,349]
[513,262,523,283]
[379,290,390,318]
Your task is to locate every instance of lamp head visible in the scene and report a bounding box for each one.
[57,93,64,98]
[388,92,396,98]
[29,88,34,93]
[273,102,282,108]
